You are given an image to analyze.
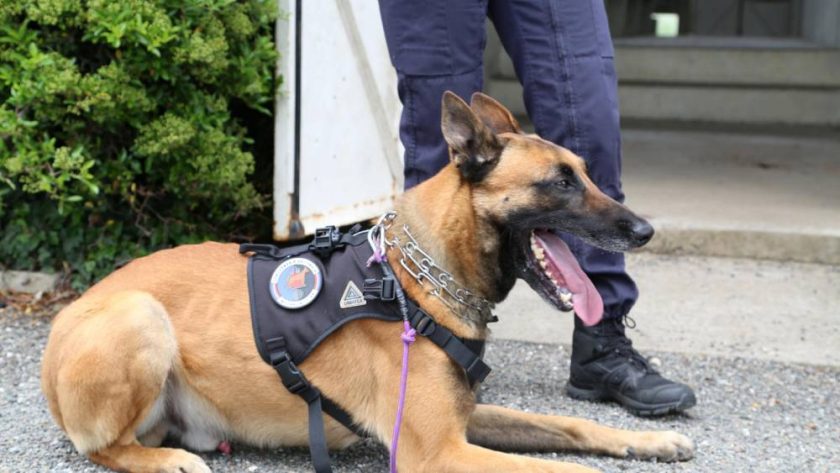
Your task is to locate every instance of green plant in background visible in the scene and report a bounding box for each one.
[0,0,278,289]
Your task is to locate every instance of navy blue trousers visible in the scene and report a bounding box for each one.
[379,0,638,319]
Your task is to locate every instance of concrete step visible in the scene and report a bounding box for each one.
[612,40,840,88]
[485,78,840,127]
[496,38,840,88]
[621,128,840,265]
[487,41,840,126]
[493,252,840,367]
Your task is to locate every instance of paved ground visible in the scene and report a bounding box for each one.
[2,306,838,473]
[621,128,840,265]
[621,128,840,239]
[495,253,840,366]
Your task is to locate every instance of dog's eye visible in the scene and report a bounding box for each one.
[556,179,571,189]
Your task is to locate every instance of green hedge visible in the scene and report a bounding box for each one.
[0,0,278,289]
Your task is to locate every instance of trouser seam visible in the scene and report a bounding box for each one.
[546,0,583,158]
[403,76,418,188]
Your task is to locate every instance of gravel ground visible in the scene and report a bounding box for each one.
[1,306,838,473]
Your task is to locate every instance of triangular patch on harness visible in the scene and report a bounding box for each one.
[339,280,366,309]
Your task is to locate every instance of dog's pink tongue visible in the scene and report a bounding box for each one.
[534,230,604,326]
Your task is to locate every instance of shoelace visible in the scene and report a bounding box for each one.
[597,317,655,373]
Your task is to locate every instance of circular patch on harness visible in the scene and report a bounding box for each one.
[269,258,322,309]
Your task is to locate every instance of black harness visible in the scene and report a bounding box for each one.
[239,226,491,473]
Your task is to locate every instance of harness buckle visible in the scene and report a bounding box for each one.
[312,226,341,258]
[413,312,436,336]
[362,278,396,301]
[269,347,319,401]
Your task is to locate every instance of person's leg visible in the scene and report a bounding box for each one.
[378,0,488,189]
[489,0,695,416]
[489,0,635,319]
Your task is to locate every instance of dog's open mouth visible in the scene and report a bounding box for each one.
[525,230,604,326]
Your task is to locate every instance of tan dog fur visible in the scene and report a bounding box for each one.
[41,93,693,473]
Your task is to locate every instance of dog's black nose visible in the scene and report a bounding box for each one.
[618,218,654,246]
[630,219,654,245]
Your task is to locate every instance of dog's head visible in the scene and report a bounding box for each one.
[441,91,653,326]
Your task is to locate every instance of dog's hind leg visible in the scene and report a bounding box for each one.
[467,404,693,462]
[41,290,210,473]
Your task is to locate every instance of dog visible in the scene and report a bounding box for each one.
[41,92,693,473]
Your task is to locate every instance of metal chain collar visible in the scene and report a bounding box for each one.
[377,212,497,325]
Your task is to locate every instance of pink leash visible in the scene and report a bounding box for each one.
[390,321,416,473]
[367,220,414,473]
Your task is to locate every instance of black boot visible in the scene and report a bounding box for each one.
[567,317,696,416]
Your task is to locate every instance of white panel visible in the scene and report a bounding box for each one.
[273,0,298,240]
[297,0,401,234]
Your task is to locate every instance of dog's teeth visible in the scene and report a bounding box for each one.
[539,259,547,269]
[558,288,573,303]
[559,288,574,310]
[531,240,545,258]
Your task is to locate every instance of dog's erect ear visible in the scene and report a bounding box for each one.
[470,92,522,135]
[441,91,502,182]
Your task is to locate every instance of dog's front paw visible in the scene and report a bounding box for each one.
[160,449,213,473]
[624,430,694,462]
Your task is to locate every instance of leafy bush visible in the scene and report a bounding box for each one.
[0,0,278,289]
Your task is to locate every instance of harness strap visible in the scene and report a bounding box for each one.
[239,227,368,262]
[267,338,333,473]
[321,396,362,435]
[263,304,490,450]
[361,277,491,387]
[407,307,491,386]
[292,306,490,448]
[239,242,310,259]
[307,397,331,473]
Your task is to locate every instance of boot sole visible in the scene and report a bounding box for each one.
[566,382,697,417]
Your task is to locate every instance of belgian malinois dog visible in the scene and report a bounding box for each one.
[41,92,693,472]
